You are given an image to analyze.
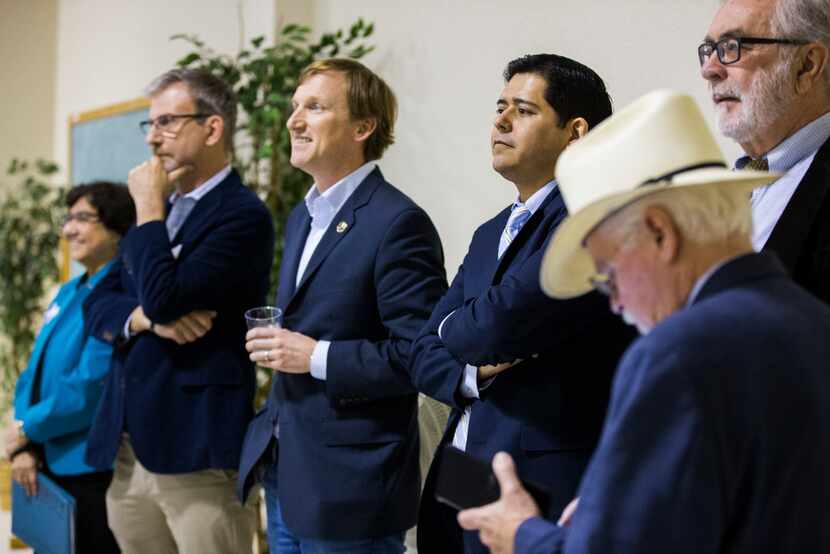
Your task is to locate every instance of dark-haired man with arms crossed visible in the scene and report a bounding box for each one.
[410,54,634,554]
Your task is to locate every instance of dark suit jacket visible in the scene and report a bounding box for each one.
[83,169,275,473]
[410,186,634,553]
[237,168,447,540]
[764,135,830,303]
[516,253,830,553]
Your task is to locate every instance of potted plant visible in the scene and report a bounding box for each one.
[172,19,375,297]
[0,159,64,396]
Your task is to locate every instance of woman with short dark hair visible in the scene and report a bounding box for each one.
[7,181,135,554]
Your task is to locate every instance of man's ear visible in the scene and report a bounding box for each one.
[204,115,226,147]
[643,205,681,263]
[795,42,829,94]
[566,117,589,144]
[354,118,377,144]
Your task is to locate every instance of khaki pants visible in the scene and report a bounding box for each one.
[106,438,256,554]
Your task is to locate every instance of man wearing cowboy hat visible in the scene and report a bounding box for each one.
[700,0,830,303]
[410,54,634,554]
[457,90,830,553]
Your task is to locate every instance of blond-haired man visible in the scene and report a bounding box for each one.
[237,59,446,553]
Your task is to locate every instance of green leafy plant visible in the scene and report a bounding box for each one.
[172,19,375,296]
[0,159,64,393]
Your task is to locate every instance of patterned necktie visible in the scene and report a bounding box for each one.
[497,203,531,259]
[743,158,769,171]
[743,158,769,206]
[166,197,197,240]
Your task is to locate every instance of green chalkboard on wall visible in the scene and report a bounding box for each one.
[64,98,149,279]
[69,97,149,185]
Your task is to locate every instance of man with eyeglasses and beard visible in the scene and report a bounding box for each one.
[699,0,830,303]
[83,68,274,554]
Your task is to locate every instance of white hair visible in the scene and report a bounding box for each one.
[601,186,753,246]
[771,0,830,89]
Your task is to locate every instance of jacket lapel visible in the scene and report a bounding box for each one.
[24,291,68,390]
[287,168,383,305]
[763,137,830,273]
[492,186,564,282]
[169,169,240,245]
[277,207,311,308]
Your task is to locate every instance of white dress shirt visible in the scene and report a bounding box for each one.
[296,161,377,381]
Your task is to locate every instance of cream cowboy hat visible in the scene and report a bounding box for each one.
[540,89,779,299]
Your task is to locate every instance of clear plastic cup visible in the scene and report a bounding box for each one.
[244,306,282,330]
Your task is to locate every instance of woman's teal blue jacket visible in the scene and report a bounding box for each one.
[14,261,114,475]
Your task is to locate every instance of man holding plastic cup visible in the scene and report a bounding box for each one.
[238,58,447,553]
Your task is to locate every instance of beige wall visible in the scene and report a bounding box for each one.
[53,0,277,183]
[0,0,57,190]
[305,0,737,274]
[46,0,740,276]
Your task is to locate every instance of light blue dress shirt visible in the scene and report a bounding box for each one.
[448,180,557,451]
[736,111,830,250]
[123,164,231,337]
[167,164,231,208]
[297,161,378,380]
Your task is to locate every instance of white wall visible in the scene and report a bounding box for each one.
[52,0,277,183]
[305,0,737,275]
[0,0,56,190]
[48,0,741,277]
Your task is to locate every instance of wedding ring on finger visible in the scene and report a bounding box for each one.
[265,350,271,362]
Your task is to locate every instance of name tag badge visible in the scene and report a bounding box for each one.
[43,303,60,325]
[171,244,183,259]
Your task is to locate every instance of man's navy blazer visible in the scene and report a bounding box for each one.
[237,168,447,540]
[410,186,634,553]
[83,169,275,473]
[516,253,830,553]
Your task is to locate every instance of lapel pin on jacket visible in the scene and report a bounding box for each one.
[336,221,348,233]
[539,89,779,299]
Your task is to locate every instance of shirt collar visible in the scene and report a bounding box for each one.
[736,110,830,171]
[304,161,377,226]
[76,258,116,291]
[168,164,232,204]
[685,253,745,307]
[513,179,557,214]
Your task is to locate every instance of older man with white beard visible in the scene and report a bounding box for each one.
[699,0,830,303]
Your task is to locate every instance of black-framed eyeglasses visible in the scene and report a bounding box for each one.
[698,36,808,66]
[139,113,210,135]
[588,268,617,298]
[62,211,100,226]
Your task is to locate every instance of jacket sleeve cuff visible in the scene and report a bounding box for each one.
[515,516,566,554]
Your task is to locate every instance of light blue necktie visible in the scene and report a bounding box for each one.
[166,197,197,240]
[497,203,531,259]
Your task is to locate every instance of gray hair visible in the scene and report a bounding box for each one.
[146,68,238,153]
[600,186,753,246]
[770,0,830,89]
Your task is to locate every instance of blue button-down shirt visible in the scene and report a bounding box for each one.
[736,111,830,250]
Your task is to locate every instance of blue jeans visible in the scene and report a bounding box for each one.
[263,463,405,554]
